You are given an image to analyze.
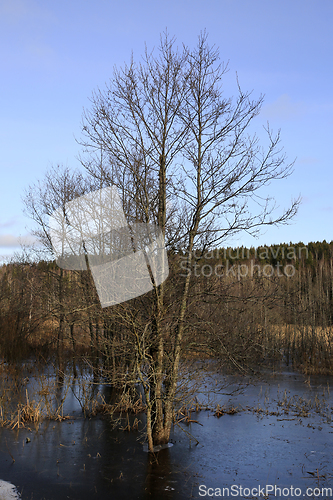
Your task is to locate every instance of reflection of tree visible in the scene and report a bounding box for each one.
[141,449,173,500]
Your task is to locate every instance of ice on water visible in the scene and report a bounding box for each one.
[0,480,20,500]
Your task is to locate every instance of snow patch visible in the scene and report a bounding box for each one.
[0,480,20,500]
[143,442,173,452]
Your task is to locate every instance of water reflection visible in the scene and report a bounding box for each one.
[0,369,333,499]
[141,449,175,499]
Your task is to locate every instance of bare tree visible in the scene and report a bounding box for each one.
[77,31,300,451]
[18,32,299,449]
[22,166,94,379]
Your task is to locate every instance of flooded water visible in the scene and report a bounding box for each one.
[1,368,333,499]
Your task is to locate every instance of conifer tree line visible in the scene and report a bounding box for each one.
[1,239,333,376]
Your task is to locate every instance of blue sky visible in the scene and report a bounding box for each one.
[0,0,332,261]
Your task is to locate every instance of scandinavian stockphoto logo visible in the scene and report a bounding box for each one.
[49,186,169,307]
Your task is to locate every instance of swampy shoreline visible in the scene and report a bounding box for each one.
[1,360,333,500]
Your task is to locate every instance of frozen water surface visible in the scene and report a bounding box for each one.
[1,369,333,499]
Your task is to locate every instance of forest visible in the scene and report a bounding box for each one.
[1,239,332,378]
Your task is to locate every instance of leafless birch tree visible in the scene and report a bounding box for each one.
[79,31,299,450]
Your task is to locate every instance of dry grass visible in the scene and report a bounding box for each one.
[91,392,146,418]
[0,364,74,429]
[0,361,149,431]
[174,399,241,424]
[260,323,333,375]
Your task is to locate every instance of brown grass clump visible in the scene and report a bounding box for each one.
[91,392,146,417]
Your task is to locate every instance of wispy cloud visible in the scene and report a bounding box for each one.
[301,196,311,205]
[0,0,30,22]
[0,0,55,24]
[297,157,320,165]
[0,217,18,229]
[0,233,37,248]
[261,94,305,121]
[0,0,58,69]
